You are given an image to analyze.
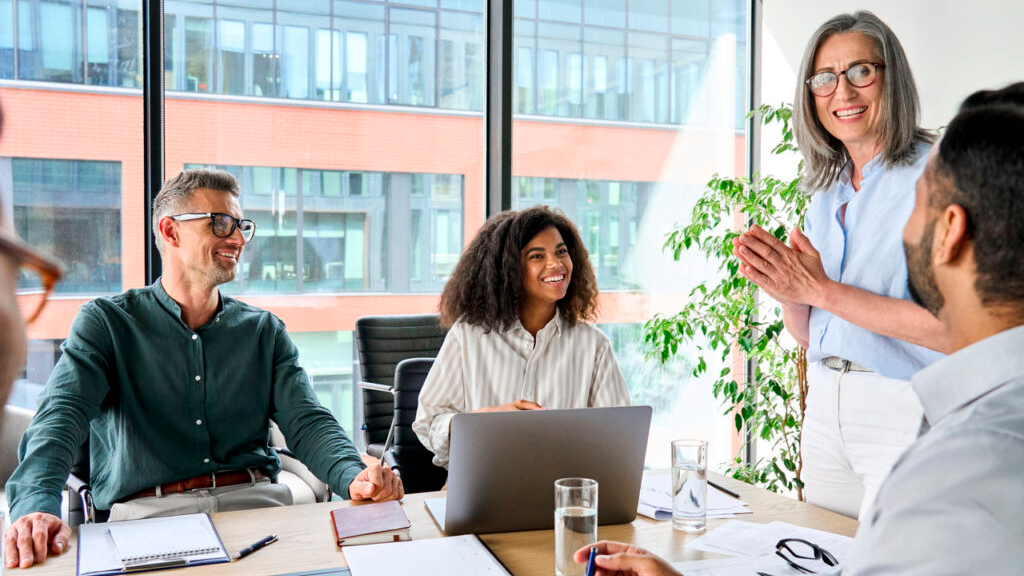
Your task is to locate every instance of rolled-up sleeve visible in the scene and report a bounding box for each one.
[412,326,465,469]
[8,304,111,520]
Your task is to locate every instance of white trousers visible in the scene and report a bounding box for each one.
[801,361,923,520]
[108,478,293,522]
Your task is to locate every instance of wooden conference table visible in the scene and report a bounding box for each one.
[25,473,858,576]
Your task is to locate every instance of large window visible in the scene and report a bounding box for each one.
[9,158,122,294]
[2,2,142,415]
[165,2,483,434]
[4,0,749,466]
[513,0,749,468]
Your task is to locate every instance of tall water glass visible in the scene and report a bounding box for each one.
[671,439,708,532]
[554,477,598,576]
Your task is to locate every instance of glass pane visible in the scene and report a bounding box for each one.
[513,0,750,469]
[168,0,483,434]
[3,0,142,411]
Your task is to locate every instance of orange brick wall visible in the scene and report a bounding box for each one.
[1,85,745,341]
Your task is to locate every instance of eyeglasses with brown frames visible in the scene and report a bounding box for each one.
[0,230,63,324]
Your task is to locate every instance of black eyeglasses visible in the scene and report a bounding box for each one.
[775,538,838,574]
[170,212,257,243]
[806,62,885,97]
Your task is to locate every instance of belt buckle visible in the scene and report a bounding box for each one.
[210,472,217,490]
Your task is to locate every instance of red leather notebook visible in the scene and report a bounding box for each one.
[330,500,412,547]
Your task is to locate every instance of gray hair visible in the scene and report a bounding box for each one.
[152,168,241,254]
[792,11,935,192]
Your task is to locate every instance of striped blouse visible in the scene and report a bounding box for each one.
[412,312,631,468]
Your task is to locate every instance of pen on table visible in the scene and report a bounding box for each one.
[708,480,741,500]
[232,534,278,560]
[585,546,598,576]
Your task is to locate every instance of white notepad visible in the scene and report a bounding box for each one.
[343,534,511,576]
[77,513,230,576]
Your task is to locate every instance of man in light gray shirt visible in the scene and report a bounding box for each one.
[569,82,1024,575]
[840,82,1024,575]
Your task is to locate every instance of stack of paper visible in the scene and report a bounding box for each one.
[670,554,840,576]
[667,520,851,575]
[637,473,751,521]
[684,520,853,559]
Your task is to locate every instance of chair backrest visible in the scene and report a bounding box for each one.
[1,405,34,485]
[354,314,447,457]
[390,358,448,493]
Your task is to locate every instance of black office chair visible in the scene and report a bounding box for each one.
[388,358,448,493]
[354,314,447,460]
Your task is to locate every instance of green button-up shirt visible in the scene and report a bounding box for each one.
[7,280,365,519]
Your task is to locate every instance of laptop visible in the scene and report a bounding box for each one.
[432,405,652,535]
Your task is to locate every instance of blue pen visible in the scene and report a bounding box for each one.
[585,546,598,576]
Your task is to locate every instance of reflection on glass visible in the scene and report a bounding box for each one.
[187,164,463,294]
[514,177,650,291]
[10,158,122,294]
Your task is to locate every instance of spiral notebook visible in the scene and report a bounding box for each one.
[77,513,230,575]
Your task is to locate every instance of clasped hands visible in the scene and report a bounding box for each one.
[348,462,405,502]
[732,225,831,308]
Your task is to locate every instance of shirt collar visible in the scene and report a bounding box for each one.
[511,310,565,338]
[912,324,1024,425]
[153,277,227,330]
[836,152,885,196]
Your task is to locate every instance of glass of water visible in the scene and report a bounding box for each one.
[671,439,708,532]
[554,477,598,576]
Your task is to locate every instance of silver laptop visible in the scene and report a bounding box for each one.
[436,406,652,535]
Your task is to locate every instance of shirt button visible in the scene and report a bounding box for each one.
[203,458,210,463]
[215,317,220,322]
[196,419,202,425]
[191,334,198,340]
[195,375,201,381]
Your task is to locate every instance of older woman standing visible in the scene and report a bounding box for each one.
[733,11,946,520]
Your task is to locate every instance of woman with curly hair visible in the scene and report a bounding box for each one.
[412,205,631,468]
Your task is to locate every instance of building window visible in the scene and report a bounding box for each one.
[186,164,463,294]
[8,157,122,295]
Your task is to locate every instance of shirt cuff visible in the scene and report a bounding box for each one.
[428,412,458,469]
[336,461,367,500]
[10,494,62,522]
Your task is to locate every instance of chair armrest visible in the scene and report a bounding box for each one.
[382,450,400,473]
[356,381,395,394]
[65,473,96,524]
[274,447,332,502]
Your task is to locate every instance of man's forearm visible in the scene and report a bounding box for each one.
[816,281,948,352]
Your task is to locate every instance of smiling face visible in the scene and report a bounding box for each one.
[174,187,245,287]
[812,32,886,153]
[520,226,573,309]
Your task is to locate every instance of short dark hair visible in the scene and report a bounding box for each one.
[438,205,598,330]
[931,82,1024,309]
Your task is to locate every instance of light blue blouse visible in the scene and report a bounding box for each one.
[804,143,944,380]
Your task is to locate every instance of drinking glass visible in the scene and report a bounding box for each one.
[554,477,598,576]
[671,439,708,532]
